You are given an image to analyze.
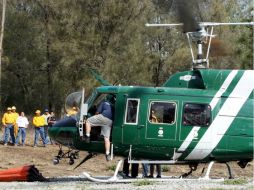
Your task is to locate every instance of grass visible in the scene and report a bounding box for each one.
[106,164,116,171]
[161,165,169,172]
[133,179,155,186]
[223,178,248,185]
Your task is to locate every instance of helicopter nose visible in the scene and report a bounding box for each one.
[53,116,77,128]
[48,116,78,145]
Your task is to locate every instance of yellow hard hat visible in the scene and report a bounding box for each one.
[11,106,16,110]
[35,110,41,114]
[7,107,11,111]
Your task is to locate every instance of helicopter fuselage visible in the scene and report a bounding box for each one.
[48,69,254,164]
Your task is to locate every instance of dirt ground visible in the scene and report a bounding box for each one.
[0,128,253,179]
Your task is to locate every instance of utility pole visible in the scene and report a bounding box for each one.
[0,0,6,113]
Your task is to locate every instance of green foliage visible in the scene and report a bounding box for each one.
[106,164,116,171]
[223,178,248,185]
[161,165,169,172]
[133,179,155,186]
[0,0,252,114]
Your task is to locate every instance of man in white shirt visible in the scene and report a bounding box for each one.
[15,112,29,146]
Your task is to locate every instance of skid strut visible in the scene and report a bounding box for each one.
[201,161,233,179]
[82,159,123,182]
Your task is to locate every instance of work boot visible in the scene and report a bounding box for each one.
[105,153,111,161]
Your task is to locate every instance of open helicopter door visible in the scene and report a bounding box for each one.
[78,88,88,137]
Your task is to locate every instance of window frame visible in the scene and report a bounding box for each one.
[148,100,177,125]
[124,98,140,125]
[182,102,211,127]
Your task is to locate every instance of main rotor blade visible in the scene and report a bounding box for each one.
[176,0,200,32]
[200,22,254,26]
[146,22,254,28]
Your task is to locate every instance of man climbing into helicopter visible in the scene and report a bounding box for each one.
[84,94,115,161]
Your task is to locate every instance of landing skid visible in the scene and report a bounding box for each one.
[82,159,124,182]
[81,160,226,183]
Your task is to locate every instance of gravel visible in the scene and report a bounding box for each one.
[0,176,253,190]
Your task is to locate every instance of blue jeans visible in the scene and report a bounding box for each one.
[4,124,15,144]
[142,163,149,177]
[34,127,46,145]
[15,127,26,145]
[44,125,49,144]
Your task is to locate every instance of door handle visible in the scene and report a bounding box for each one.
[138,125,145,129]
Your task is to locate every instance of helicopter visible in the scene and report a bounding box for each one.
[48,1,254,182]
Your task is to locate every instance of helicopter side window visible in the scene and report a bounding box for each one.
[149,101,176,124]
[125,99,140,124]
[183,103,211,126]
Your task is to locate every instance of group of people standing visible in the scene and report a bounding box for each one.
[1,107,56,147]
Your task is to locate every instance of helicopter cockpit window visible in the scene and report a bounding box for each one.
[183,103,211,126]
[149,101,176,124]
[125,99,140,124]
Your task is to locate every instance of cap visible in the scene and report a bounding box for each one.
[7,107,11,111]
[11,106,16,110]
[35,110,41,114]
[45,109,49,112]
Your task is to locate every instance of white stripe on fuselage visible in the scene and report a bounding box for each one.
[185,70,254,160]
[173,70,238,160]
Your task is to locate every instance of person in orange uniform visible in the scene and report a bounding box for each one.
[2,107,16,145]
[11,106,19,137]
[32,110,47,147]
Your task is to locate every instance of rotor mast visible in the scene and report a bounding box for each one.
[146,22,254,70]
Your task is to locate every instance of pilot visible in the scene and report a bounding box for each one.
[84,95,115,161]
[150,110,158,123]
[67,106,78,116]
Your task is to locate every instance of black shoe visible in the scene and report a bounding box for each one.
[156,175,161,178]
[105,154,111,161]
[148,175,153,178]
[84,135,90,143]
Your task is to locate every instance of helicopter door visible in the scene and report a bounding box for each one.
[177,103,212,156]
[122,98,140,144]
[145,101,177,141]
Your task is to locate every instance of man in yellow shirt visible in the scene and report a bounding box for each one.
[32,110,47,147]
[11,106,19,137]
[2,107,15,145]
